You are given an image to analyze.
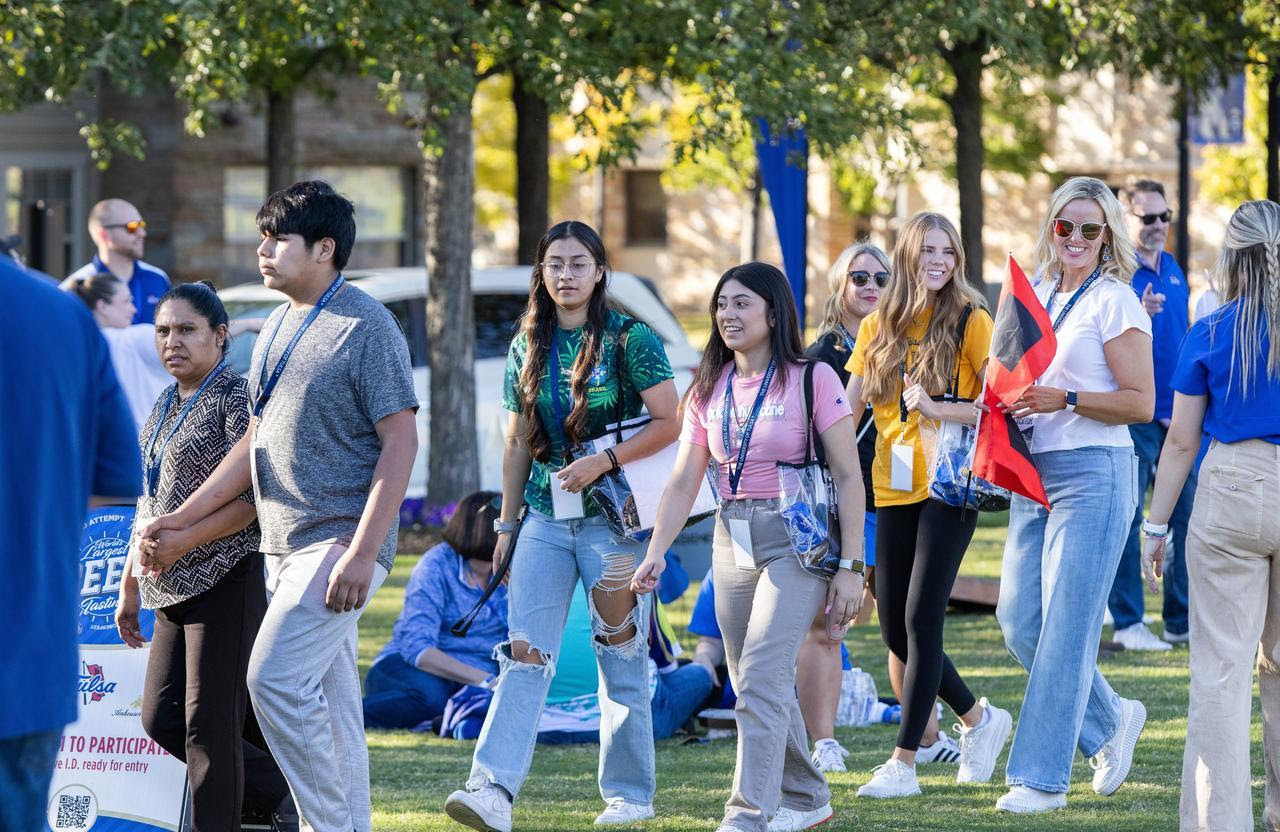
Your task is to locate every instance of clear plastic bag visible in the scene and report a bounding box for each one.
[776,460,842,578]
[920,418,1011,512]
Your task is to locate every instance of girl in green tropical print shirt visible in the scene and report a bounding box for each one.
[445,221,679,832]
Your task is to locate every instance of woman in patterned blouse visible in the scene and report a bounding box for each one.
[115,281,292,831]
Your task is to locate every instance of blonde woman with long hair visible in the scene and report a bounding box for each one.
[994,176,1155,814]
[1143,199,1280,831]
[845,213,1011,799]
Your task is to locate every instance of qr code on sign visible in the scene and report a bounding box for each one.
[56,794,91,828]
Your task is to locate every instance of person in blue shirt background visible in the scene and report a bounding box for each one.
[363,491,509,730]
[0,256,141,832]
[1141,198,1280,832]
[1107,179,1196,651]
[65,198,170,324]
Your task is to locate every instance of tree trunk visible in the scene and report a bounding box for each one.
[1176,81,1191,269]
[944,40,986,290]
[1267,67,1279,204]
[266,87,296,195]
[513,72,550,265]
[424,90,480,506]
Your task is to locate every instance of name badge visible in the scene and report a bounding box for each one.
[727,517,755,570]
[890,441,914,492]
[550,470,585,520]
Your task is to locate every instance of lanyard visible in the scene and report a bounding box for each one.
[253,274,344,417]
[1046,265,1102,332]
[547,330,572,457]
[146,361,229,497]
[836,323,855,353]
[721,359,776,496]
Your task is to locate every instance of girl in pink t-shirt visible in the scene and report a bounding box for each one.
[632,262,865,832]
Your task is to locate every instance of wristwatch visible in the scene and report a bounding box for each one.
[1064,390,1078,412]
[493,519,519,534]
[837,558,866,575]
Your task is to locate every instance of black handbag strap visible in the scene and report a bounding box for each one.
[801,360,828,468]
[946,305,974,401]
[450,503,526,637]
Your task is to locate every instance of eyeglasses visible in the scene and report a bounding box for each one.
[848,270,889,288]
[1133,210,1172,225]
[1051,218,1107,241]
[541,261,597,278]
[103,220,147,234]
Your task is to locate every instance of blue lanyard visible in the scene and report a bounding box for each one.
[547,330,571,458]
[721,359,776,496]
[836,323,855,353]
[1046,265,1102,332]
[253,274,344,417]
[146,361,229,497]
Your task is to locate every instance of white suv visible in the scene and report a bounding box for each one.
[219,266,699,514]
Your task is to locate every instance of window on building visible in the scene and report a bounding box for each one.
[223,165,415,283]
[624,170,667,246]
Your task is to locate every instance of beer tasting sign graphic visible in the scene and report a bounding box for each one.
[45,507,187,831]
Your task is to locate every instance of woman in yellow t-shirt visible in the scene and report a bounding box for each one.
[845,212,1012,799]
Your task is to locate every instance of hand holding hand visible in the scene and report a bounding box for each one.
[901,374,938,420]
[1142,534,1166,593]
[137,528,191,574]
[557,453,612,493]
[137,512,185,543]
[326,549,375,612]
[630,553,667,595]
[1141,283,1166,316]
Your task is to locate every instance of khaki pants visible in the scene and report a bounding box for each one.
[712,499,830,832]
[1180,439,1280,832]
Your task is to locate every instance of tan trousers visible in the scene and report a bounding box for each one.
[1180,439,1280,832]
[712,498,830,832]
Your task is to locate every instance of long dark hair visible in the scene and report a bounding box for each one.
[686,262,805,410]
[155,280,231,355]
[517,220,611,462]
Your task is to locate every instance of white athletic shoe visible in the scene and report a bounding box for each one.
[810,738,850,773]
[856,759,921,798]
[594,798,655,825]
[1113,622,1172,651]
[1162,627,1190,644]
[767,802,833,831]
[995,785,1068,814]
[1090,697,1147,796]
[445,785,512,832]
[914,731,961,764]
[955,698,1012,784]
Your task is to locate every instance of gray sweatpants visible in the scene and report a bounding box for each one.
[247,541,388,832]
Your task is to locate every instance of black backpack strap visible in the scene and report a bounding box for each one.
[949,305,974,400]
[611,318,640,442]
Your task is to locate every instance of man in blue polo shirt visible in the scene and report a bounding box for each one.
[65,198,169,323]
[1,256,140,831]
[1107,179,1195,651]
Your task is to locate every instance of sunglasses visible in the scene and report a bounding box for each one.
[1133,210,1172,225]
[848,270,890,288]
[1051,218,1107,241]
[103,220,147,234]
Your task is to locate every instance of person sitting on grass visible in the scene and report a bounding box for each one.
[363,491,507,730]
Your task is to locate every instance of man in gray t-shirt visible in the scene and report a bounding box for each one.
[138,181,418,832]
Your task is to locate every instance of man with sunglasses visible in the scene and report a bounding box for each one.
[65,198,170,324]
[1106,179,1194,652]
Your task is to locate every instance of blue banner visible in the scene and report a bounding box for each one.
[1191,74,1246,145]
[77,507,154,645]
[755,119,809,328]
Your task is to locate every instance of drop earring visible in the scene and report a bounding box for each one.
[1102,243,1113,263]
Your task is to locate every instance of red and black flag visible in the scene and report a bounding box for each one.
[974,255,1055,508]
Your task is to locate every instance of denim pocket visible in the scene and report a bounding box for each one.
[1205,465,1265,539]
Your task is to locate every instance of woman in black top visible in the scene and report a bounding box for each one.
[115,282,291,831]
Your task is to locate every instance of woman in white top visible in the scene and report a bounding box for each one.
[993,176,1156,814]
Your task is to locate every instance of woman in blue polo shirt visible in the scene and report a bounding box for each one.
[1143,199,1280,832]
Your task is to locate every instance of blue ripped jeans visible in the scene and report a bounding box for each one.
[467,511,654,804]
[997,445,1139,793]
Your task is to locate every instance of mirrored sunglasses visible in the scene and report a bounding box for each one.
[1051,218,1107,241]
[103,220,147,234]
[848,270,890,288]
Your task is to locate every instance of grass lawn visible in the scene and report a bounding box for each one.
[361,525,1268,831]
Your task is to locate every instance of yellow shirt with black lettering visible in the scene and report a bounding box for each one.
[845,307,993,506]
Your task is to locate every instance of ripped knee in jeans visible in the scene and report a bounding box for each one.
[494,632,556,679]
[587,553,646,660]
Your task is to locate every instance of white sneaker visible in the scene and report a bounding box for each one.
[594,797,654,825]
[1162,627,1189,644]
[1113,622,1172,651]
[445,785,512,832]
[1090,697,1147,795]
[810,738,850,773]
[995,785,1067,814]
[856,759,921,798]
[767,802,833,831]
[915,731,961,764]
[955,698,1012,784]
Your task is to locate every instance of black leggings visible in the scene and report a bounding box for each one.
[875,500,979,751]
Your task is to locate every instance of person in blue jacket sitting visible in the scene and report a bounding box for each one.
[363,492,508,729]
